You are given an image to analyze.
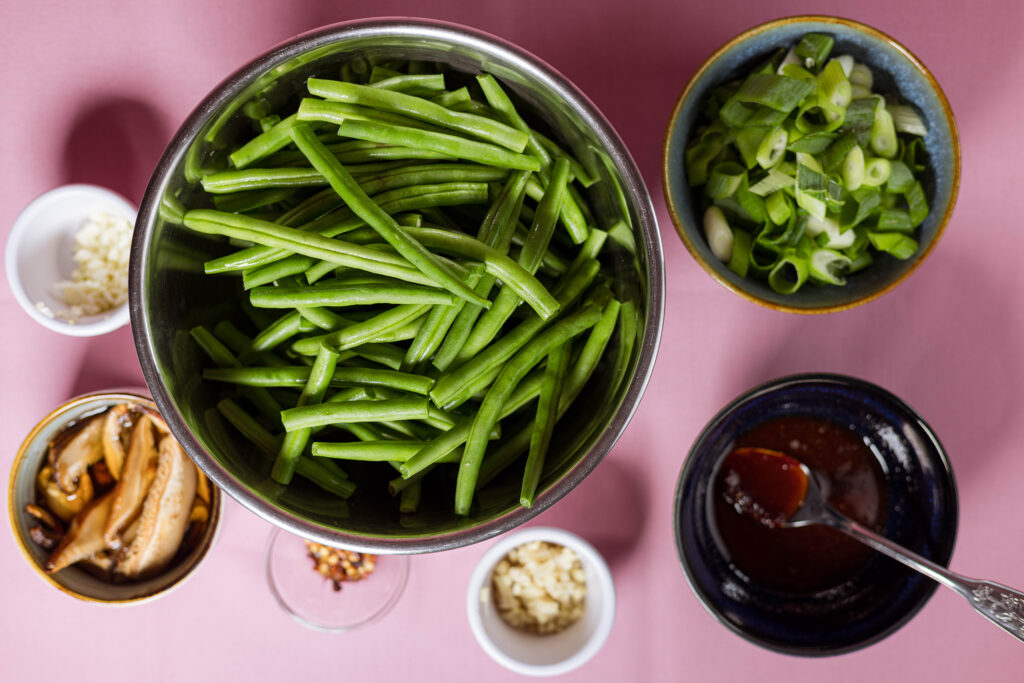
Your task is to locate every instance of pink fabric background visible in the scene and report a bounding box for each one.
[2,0,1022,680]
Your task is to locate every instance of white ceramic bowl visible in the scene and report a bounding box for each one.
[5,184,136,336]
[466,527,615,677]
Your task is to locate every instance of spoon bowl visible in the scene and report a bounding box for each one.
[732,447,1024,645]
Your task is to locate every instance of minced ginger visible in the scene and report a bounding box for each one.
[488,540,586,634]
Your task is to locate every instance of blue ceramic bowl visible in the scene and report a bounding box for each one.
[662,16,960,313]
[674,373,958,655]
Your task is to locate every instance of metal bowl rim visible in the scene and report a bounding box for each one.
[130,17,665,553]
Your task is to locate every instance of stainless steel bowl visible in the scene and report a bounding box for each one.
[130,18,663,553]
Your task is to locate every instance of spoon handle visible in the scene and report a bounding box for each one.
[836,517,1024,644]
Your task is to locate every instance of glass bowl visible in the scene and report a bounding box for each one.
[265,528,409,633]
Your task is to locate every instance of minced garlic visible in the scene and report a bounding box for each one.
[488,540,586,635]
[52,211,133,322]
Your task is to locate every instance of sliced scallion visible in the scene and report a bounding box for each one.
[736,73,817,113]
[768,250,809,294]
[795,33,834,70]
[765,191,792,225]
[703,206,734,262]
[849,63,873,90]
[819,59,852,110]
[748,166,793,196]
[863,157,891,187]
[706,162,746,199]
[685,32,931,294]
[728,229,752,278]
[870,107,899,159]
[906,181,929,226]
[888,104,928,137]
[808,248,852,285]
[868,232,918,259]
[842,145,865,191]
[756,126,788,168]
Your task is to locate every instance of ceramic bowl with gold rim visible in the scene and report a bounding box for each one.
[662,15,959,313]
[8,390,222,604]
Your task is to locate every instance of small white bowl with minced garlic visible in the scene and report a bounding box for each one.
[6,184,135,336]
[466,526,616,677]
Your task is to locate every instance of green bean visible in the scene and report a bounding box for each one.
[243,256,317,289]
[203,168,325,194]
[398,368,546,480]
[475,299,618,491]
[390,464,434,496]
[455,306,602,514]
[370,73,445,93]
[432,172,530,369]
[244,310,304,359]
[215,398,356,498]
[296,98,447,133]
[402,226,559,321]
[403,265,486,371]
[348,343,406,370]
[190,325,240,368]
[520,342,570,507]
[249,282,453,309]
[190,326,282,423]
[311,440,426,462]
[206,162,508,196]
[289,124,490,308]
[268,142,456,167]
[476,74,552,165]
[213,321,290,367]
[229,114,299,169]
[429,258,600,410]
[525,176,588,244]
[213,187,297,213]
[295,305,351,331]
[476,300,621,490]
[399,479,422,513]
[459,159,570,360]
[431,87,471,109]
[532,129,598,187]
[203,366,434,395]
[203,182,488,273]
[307,78,530,152]
[329,117,540,172]
[281,397,432,432]
[271,343,339,483]
[292,304,430,355]
[185,210,442,288]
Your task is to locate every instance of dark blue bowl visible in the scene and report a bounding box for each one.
[674,373,958,655]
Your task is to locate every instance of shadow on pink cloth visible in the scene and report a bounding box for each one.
[68,325,146,397]
[732,250,1020,491]
[531,454,647,573]
[61,96,169,207]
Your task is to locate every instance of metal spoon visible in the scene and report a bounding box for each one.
[790,463,1024,644]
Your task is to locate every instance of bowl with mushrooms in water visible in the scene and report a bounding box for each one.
[8,390,222,604]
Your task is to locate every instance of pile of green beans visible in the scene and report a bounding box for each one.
[184,61,634,516]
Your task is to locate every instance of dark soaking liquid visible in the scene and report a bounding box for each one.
[711,415,888,594]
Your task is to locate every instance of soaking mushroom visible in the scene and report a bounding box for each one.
[52,413,104,494]
[102,404,139,480]
[46,492,115,574]
[104,415,158,546]
[115,436,198,580]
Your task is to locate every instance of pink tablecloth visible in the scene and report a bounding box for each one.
[2,1,1022,680]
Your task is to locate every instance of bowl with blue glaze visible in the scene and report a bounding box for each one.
[674,373,958,655]
[662,16,960,313]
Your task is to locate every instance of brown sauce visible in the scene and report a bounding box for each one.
[711,415,887,593]
[720,447,808,528]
